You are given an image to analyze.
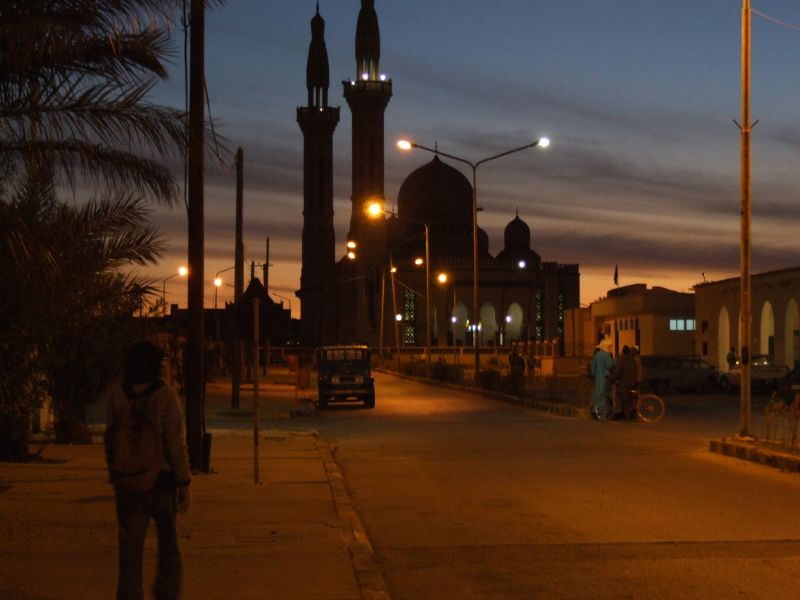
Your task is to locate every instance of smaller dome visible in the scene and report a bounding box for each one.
[504,211,531,251]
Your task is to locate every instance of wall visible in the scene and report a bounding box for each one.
[695,267,800,369]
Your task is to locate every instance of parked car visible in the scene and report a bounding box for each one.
[639,355,720,392]
[316,345,375,408]
[719,354,789,393]
[771,366,800,407]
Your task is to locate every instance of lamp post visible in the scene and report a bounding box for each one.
[213,265,237,309]
[397,137,550,383]
[366,200,432,379]
[390,256,400,372]
[270,291,292,315]
[739,0,752,437]
[161,265,188,315]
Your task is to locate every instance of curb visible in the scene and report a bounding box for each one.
[213,402,316,420]
[375,368,586,419]
[709,437,800,473]
[315,438,391,600]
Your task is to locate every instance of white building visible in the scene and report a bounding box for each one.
[694,267,800,370]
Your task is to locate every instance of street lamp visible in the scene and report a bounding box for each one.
[366,199,432,379]
[270,291,292,315]
[161,265,188,315]
[397,136,550,383]
[213,265,237,309]
[738,0,753,437]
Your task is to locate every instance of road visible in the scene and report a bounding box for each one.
[301,371,800,599]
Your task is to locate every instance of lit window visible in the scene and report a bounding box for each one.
[687,319,696,331]
[669,319,687,331]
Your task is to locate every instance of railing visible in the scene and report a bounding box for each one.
[762,395,800,452]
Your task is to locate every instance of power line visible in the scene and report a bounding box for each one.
[752,7,800,32]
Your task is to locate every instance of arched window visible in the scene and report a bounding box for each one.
[760,301,775,358]
[452,302,468,345]
[480,303,498,346]
[505,302,524,342]
[785,299,799,367]
[718,306,731,370]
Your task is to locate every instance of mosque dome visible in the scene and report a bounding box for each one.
[393,155,490,259]
[397,155,472,224]
[504,211,531,251]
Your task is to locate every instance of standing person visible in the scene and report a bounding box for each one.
[609,345,638,421]
[726,347,737,372]
[590,339,614,420]
[104,341,192,600]
[631,346,643,388]
[509,342,519,374]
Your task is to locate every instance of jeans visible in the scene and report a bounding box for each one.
[114,484,181,600]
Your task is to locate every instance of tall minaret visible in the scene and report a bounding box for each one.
[344,0,392,248]
[297,2,339,346]
[343,0,392,340]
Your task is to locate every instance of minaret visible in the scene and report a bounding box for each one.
[297,2,339,346]
[344,0,392,251]
[342,0,392,341]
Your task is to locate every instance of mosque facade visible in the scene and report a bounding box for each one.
[296,1,580,353]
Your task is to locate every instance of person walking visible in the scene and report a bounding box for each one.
[104,341,192,600]
[609,345,639,420]
[590,339,614,420]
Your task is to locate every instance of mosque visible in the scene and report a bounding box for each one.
[295,1,580,354]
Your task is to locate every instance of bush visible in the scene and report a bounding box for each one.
[501,373,527,396]
[433,360,464,384]
[478,368,502,391]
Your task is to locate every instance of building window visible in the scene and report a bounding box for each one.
[702,342,708,356]
[535,291,543,340]
[669,318,696,332]
[557,292,564,336]
[403,289,416,345]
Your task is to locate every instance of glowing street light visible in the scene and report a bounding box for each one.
[213,265,237,309]
[397,136,550,383]
[161,265,188,315]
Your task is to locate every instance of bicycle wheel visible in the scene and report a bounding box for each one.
[636,393,665,423]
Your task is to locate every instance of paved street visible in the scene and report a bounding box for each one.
[301,371,800,599]
[4,370,799,600]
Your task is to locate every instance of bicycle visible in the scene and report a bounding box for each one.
[607,383,665,423]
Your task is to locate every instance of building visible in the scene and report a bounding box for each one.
[694,266,800,370]
[566,284,695,358]
[295,1,580,351]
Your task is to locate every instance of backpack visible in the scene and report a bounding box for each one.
[110,382,164,493]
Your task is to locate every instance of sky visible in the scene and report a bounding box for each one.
[148,1,800,317]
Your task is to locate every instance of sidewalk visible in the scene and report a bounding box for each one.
[204,367,316,424]
[0,377,390,600]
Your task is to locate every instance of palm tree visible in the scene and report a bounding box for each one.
[0,0,186,205]
[0,0,191,455]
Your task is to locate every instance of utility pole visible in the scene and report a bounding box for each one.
[252,295,260,484]
[262,238,270,380]
[739,0,753,437]
[232,147,244,409]
[186,0,206,471]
